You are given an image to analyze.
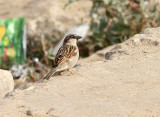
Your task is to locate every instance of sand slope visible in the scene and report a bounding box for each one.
[0,27,160,117]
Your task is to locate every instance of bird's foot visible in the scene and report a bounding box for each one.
[67,70,74,75]
[57,70,74,76]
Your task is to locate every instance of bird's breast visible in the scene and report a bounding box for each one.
[67,48,79,68]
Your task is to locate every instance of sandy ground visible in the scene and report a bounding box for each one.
[0,0,160,116]
[0,27,160,117]
[0,0,92,38]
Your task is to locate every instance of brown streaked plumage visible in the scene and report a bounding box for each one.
[54,45,76,67]
[43,34,82,80]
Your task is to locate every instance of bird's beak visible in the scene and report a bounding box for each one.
[76,36,82,40]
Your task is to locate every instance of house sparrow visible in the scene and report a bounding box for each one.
[43,34,82,80]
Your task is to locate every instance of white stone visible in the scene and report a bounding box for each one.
[0,69,14,98]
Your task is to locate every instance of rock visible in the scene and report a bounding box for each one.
[0,69,14,98]
[26,109,46,117]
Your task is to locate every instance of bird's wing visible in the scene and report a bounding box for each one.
[54,44,76,67]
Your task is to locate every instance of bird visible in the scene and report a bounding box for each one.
[43,34,82,80]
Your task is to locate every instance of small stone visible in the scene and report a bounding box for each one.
[26,109,46,116]
[105,51,116,60]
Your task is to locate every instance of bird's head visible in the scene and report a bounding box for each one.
[63,34,82,45]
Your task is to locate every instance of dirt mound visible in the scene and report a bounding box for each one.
[0,27,160,117]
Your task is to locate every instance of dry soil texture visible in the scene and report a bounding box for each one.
[0,27,160,117]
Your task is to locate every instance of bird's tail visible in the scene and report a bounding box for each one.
[43,68,56,80]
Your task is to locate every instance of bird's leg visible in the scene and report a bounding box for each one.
[56,70,74,76]
[56,71,63,75]
[67,69,74,75]
[58,69,74,76]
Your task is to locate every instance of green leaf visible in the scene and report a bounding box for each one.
[64,0,77,8]
[105,10,113,18]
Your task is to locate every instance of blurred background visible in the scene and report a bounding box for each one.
[0,0,160,89]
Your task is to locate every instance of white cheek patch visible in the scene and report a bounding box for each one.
[69,39,77,45]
